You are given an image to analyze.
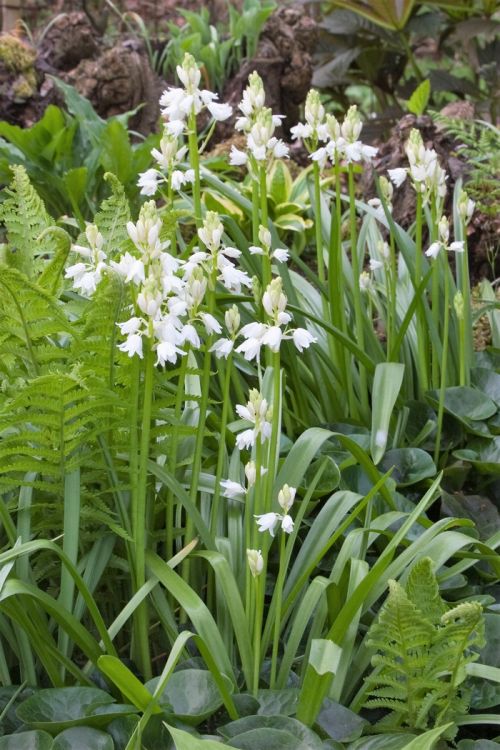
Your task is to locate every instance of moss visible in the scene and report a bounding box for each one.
[0,34,37,100]
[0,34,36,73]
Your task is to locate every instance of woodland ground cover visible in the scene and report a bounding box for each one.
[0,2,499,749]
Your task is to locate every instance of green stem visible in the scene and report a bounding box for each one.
[188,110,202,229]
[211,352,234,536]
[415,192,429,394]
[430,204,440,388]
[270,530,286,688]
[166,352,189,561]
[348,164,369,421]
[259,165,271,289]
[252,573,264,696]
[133,342,155,681]
[387,234,397,360]
[458,235,472,386]
[265,353,281,512]
[252,179,260,245]
[434,258,450,466]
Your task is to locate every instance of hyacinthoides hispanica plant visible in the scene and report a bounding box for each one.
[2,49,495,744]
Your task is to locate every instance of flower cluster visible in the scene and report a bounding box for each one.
[388,129,447,204]
[137,53,232,197]
[425,215,464,260]
[254,484,297,536]
[220,460,267,500]
[235,389,273,450]
[236,277,316,361]
[65,224,107,296]
[230,72,288,170]
[296,104,378,168]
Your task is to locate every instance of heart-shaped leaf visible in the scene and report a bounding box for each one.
[146,669,225,725]
[378,448,435,486]
[316,698,366,742]
[0,730,53,750]
[219,715,323,749]
[16,688,127,734]
[52,727,114,750]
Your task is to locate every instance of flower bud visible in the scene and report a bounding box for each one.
[258,225,272,250]
[341,105,362,142]
[438,215,450,244]
[247,549,264,577]
[225,304,240,336]
[458,190,475,225]
[278,484,296,513]
[305,89,325,128]
[379,175,393,205]
[177,52,201,91]
[454,290,464,320]
[198,211,224,252]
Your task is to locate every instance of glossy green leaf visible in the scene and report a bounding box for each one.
[16,688,118,733]
[220,715,323,749]
[347,736,417,750]
[227,728,306,750]
[370,363,405,464]
[146,669,224,726]
[454,437,500,474]
[316,698,366,742]
[0,731,53,750]
[256,689,299,716]
[52,727,114,750]
[426,387,497,425]
[378,448,436,486]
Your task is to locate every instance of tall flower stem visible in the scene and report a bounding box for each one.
[414,192,429,394]
[270,530,286,688]
[188,110,202,229]
[211,352,234,536]
[387,234,397,360]
[259,165,271,289]
[430,204,440,388]
[252,573,264,696]
[329,160,351,414]
[252,178,260,245]
[166,350,189,561]
[458,236,472,386]
[348,164,369,421]
[265,352,281,513]
[434,255,450,465]
[133,341,155,681]
[184,270,218,586]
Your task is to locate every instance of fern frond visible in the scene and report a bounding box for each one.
[406,557,447,625]
[92,173,132,253]
[0,165,52,277]
[0,266,74,379]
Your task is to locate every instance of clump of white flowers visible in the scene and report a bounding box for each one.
[230,71,288,170]
[235,389,273,450]
[236,277,317,361]
[309,104,378,169]
[388,128,447,204]
[254,483,297,536]
[425,215,464,260]
[65,224,107,296]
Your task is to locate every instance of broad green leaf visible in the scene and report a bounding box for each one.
[52,727,114,750]
[256,689,299,716]
[16,687,124,733]
[220,715,323,749]
[454,437,500,475]
[378,448,436,486]
[407,79,431,116]
[146,669,225,726]
[316,698,365,742]
[227,728,306,750]
[426,386,497,425]
[0,731,53,750]
[309,640,342,676]
[370,363,405,464]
